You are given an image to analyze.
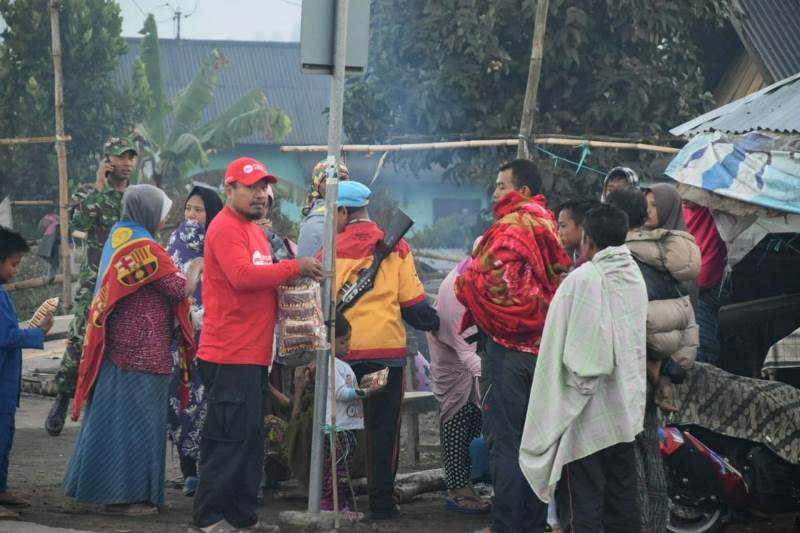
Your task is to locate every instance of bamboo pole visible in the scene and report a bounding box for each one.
[11,200,55,206]
[4,274,64,292]
[517,0,550,159]
[0,135,72,145]
[280,137,680,154]
[49,0,72,310]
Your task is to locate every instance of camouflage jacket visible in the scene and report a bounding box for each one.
[70,183,124,284]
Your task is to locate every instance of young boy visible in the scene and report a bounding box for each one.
[557,199,600,263]
[520,205,648,532]
[323,313,381,520]
[0,227,54,518]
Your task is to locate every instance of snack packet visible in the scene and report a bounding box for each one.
[277,278,327,355]
[30,297,59,328]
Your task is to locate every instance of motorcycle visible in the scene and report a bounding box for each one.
[659,424,800,532]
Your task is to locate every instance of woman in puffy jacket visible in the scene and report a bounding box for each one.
[606,184,701,533]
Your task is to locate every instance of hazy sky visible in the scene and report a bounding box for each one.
[118,0,302,42]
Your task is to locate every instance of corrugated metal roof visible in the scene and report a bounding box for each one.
[115,38,330,145]
[670,71,800,136]
[730,0,800,82]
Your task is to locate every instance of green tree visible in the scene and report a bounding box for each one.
[132,14,293,188]
[0,0,145,206]
[344,0,729,202]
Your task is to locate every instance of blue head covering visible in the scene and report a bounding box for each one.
[338,181,371,208]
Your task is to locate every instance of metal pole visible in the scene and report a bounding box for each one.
[308,0,349,514]
[49,0,73,310]
[516,0,550,159]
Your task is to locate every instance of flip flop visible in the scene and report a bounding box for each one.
[0,505,20,520]
[0,492,30,508]
[446,495,491,515]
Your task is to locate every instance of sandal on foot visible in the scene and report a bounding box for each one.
[183,476,199,497]
[340,509,364,523]
[0,492,30,508]
[99,503,159,516]
[446,495,490,515]
[0,505,19,520]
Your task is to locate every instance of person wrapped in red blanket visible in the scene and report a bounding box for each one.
[456,159,570,533]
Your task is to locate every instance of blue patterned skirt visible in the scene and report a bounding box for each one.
[63,359,170,506]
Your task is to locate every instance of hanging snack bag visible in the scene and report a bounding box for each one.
[278,277,327,357]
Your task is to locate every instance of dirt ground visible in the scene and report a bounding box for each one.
[3,395,490,533]
[4,395,797,533]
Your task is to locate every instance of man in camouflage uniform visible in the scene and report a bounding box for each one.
[45,136,137,436]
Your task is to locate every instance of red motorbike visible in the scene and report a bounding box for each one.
[659,425,800,532]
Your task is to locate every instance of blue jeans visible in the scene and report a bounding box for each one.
[0,412,15,493]
[481,338,548,533]
[696,282,730,366]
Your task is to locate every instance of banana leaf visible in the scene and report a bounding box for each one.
[138,14,166,146]
[167,49,226,147]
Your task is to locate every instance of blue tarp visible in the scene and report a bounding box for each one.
[666,131,800,215]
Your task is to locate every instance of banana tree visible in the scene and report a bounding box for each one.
[131,14,292,187]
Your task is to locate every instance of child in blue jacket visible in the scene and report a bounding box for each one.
[0,227,54,519]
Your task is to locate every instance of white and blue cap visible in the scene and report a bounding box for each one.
[338,181,371,208]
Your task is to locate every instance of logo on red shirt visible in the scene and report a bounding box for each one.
[252,250,272,266]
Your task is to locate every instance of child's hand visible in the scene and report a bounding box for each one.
[654,376,678,413]
[293,366,312,390]
[363,379,386,397]
[38,312,55,335]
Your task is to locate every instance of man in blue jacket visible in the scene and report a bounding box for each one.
[0,227,54,518]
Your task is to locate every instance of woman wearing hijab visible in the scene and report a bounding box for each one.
[64,185,195,516]
[166,184,223,497]
[296,159,349,257]
[606,184,700,533]
[645,183,687,231]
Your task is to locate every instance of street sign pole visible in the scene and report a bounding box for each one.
[307,0,349,514]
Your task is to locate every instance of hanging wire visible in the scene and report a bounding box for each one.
[534,146,606,176]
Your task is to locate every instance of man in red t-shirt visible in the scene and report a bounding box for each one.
[192,157,322,532]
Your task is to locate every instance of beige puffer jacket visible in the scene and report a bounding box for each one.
[626,229,701,283]
[626,229,701,369]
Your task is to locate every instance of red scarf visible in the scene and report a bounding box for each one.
[72,229,195,420]
[456,191,571,354]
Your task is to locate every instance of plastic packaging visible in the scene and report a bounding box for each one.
[277,277,327,356]
[30,297,59,328]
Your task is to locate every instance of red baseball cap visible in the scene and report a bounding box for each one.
[224,157,278,186]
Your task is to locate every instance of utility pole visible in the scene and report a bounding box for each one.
[49,0,72,310]
[517,0,550,159]
[307,0,349,515]
[174,6,182,39]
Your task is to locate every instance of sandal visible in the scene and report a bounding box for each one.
[340,509,364,523]
[446,495,491,515]
[99,503,159,516]
[0,505,19,520]
[0,492,30,508]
